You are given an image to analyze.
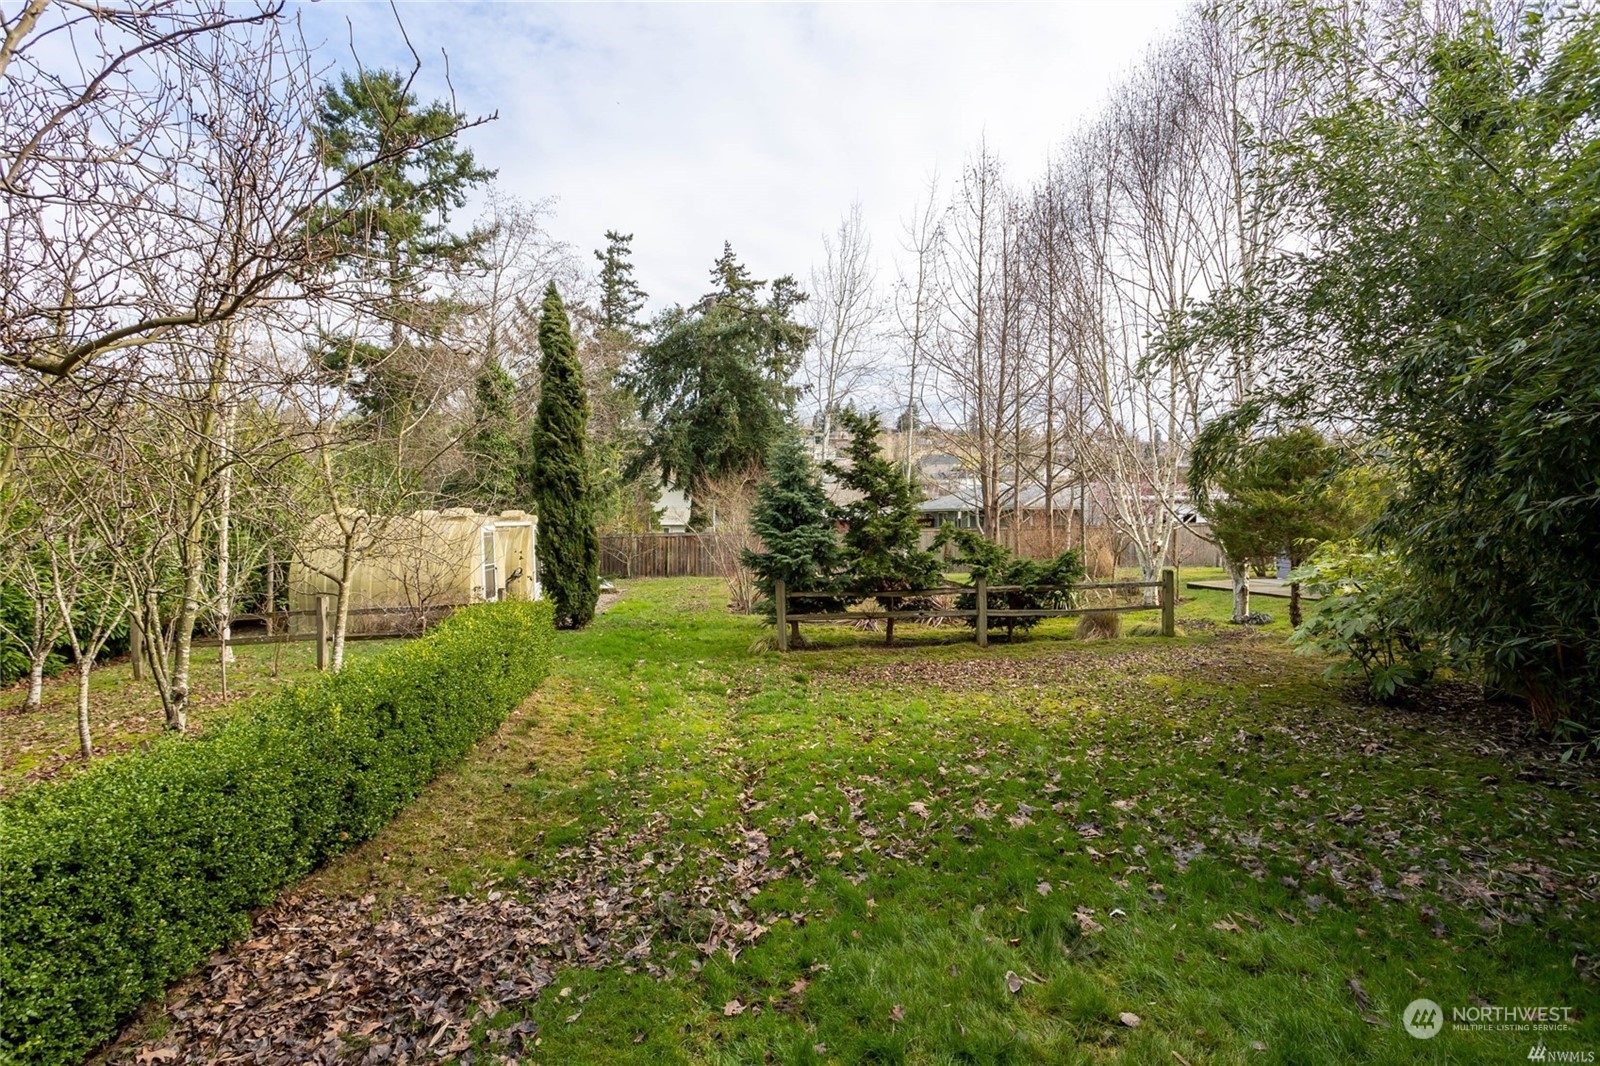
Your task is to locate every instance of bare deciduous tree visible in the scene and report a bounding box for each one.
[692,465,763,614]
[6,375,143,747]
[929,148,997,535]
[2,2,320,379]
[801,202,884,464]
[0,511,67,714]
[892,176,943,481]
[456,191,582,386]
[47,510,131,760]
[928,143,1027,541]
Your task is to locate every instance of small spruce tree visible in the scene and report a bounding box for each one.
[827,408,941,644]
[742,433,844,646]
[531,283,600,628]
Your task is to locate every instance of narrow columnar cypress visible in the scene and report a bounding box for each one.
[531,284,599,628]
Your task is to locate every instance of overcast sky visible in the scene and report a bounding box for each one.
[292,1,1191,310]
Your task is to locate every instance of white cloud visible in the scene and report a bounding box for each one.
[294,0,1190,308]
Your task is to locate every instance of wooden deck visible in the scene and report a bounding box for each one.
[1186,577,1319,600]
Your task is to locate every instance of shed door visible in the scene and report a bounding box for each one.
[482,528,497,601]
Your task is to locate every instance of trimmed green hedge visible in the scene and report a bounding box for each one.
[0,599,555,1065]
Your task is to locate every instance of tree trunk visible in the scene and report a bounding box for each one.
[217,396,235,682]
[331,529,357,671]
[169,547,203,732]
[1225,555,1251,623]
[75,657,93,759]
[1289,581,1303,630]
[265,546,277,635]
[26,654,45,713]
[162,335,227,732]
[1078,478,1087,560]
[1138,545,1161,607]
[141,592,175,724]
[885,614,896,645]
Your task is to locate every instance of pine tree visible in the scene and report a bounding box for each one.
[705,241,761,306]
[310,69,494,430]
[1190,425,1360,628]
[531,284,599,628]
[595,230,648,340]
[742,433,843,646]
[583,231,650,534]
[827,408,941,644]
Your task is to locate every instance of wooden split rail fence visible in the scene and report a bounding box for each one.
[772,567,1179,652]
[128,597,455,677]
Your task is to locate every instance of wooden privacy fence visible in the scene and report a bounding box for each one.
[600,533,757,579]
[772,568,1178,652]
[129,597,454,677]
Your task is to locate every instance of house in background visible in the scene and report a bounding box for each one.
[917,490,982,533]
[289,508,538,634]
[910,472,1220,572]
[916,479,1084,554]
[653,487,692,533]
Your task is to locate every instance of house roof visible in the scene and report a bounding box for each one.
[917,482,1083,514]
[918,491,977,514]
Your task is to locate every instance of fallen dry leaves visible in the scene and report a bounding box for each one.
[108,800,792,1063]
[108,882,645,1064]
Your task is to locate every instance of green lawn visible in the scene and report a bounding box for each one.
[116,578,1598,1064]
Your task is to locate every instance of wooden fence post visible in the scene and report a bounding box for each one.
[775,579,789,652]
[315,594,330,670]
[975,577,988,647]
[1161,567,1177,637]
[129,615,144,681]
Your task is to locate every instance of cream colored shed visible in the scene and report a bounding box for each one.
[288,508,539,634]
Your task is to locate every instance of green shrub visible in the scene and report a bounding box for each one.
[0,599,555,1065]
[1289,542,1449,702]
[939,527,1084,641]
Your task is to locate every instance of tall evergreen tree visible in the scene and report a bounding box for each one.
[742,433,844,646]
[531,284,599,628]
[595,230,648,340]
[586,230,650,533]
[705,242,761,305]
[827,408,941,644]
[310,69,494,429]
[624,244,811,516]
